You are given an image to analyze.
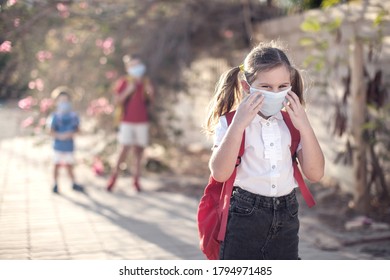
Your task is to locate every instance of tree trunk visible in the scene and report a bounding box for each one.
[241,0,253,43]
[350,38,369,212]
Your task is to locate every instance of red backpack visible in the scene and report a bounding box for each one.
[197,110,316,260]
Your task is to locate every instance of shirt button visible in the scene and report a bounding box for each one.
[272,184,276,188]
[266,122,270,126]
[272,165,276,169]
[270,143,274,147]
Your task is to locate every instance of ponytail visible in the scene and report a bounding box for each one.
[203,66,242,135]
[291,67,305,106]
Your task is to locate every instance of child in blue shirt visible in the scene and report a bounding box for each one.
[50,87,84,193]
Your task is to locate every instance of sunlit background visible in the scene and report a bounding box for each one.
[1,0,390,260]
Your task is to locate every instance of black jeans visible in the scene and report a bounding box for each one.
[220,187,300,260]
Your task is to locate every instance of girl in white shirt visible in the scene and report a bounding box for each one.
[204,41,324,259]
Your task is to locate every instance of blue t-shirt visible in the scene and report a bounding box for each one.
[50,112,79,152]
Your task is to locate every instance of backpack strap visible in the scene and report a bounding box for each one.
[282,111,316,208]
[217,111,245,241]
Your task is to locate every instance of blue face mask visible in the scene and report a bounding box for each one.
[249,86,291,116]
[127,64,146,78]
[57,101,72,113]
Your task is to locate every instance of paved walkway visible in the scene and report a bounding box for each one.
[0,136,206,260]
[0,135,366,260]
[0,102,381,260]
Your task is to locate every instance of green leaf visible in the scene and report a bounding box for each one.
[362,121,377,130]
[326,17,343,32]
[319,41,329,50]
[300,18,321,33]
[315,60,325,71]
[299,37,316,47]
[302,55,316,67]
[321,0,341,9]
[373,10,389,27]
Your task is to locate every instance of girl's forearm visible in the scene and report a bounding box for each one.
[298,126,325,182]
[209,123,245,182]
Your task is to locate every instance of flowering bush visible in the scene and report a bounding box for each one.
[18,95,55,133]
[0,41,12,53]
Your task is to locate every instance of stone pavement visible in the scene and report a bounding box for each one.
[1,134,371,260]
[0,136,205,260]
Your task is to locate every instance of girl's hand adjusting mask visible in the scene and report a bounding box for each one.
[249,86,291,116]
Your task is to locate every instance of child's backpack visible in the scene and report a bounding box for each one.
[197,110,316,260]
[112,76,151,129]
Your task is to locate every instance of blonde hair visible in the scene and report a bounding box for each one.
[50,86,73,100]
[204,41,305,135]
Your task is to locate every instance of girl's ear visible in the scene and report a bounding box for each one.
[240,80,250,94]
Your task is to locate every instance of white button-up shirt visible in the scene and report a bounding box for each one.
[214,112,302,197]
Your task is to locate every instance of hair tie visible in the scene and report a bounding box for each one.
[239,64,244,72]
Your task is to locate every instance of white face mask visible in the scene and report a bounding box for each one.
[127,64,146,78]
[57,101,72,113]
[249,86,291,116]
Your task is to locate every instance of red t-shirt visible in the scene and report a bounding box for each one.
[115,77,148,123]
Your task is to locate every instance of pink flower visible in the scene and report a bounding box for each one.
[18,96,36,110]
[105,70,118,80]
[222,29,234,39]
[0,41,12,53]
[87,98,114,116]
[96,37,115,55]
[65,34,78,44]
[21,116,34,128]
[38,117,47,127]
[57,3,70,18]
[35,79,44,91]
[36,50,53,62]
[79,2,88,9]
[29,78,44,91]
[40,98,54,113]
[14,18,20,27]
[7,0,17,7]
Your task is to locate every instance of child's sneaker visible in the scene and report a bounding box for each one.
[53,184,59,194]
[106,174,117,192]
[72,183,84,192]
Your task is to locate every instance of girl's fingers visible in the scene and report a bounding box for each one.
[253,95,264,111]
[286,91,303,112]
[285,95,297,112]
[243,92,262,108]
[283,101,292,113]
[287,91,301,107]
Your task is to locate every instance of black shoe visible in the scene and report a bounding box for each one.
[72,183,84,192]
[53,184,59,194]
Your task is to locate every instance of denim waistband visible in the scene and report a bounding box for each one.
[232,187,296,209]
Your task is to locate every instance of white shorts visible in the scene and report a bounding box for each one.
[54,151,74,165]
[118,122,149,147]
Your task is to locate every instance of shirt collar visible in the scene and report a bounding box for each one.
[252,111,283,123]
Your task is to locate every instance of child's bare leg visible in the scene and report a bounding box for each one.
[66,164,75,183]
[66,164,83,191]
[133,145,144,191]
[107,145,130,191]
[53,164,60,193]
[113,145,131,175]
[54,164,60,184]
